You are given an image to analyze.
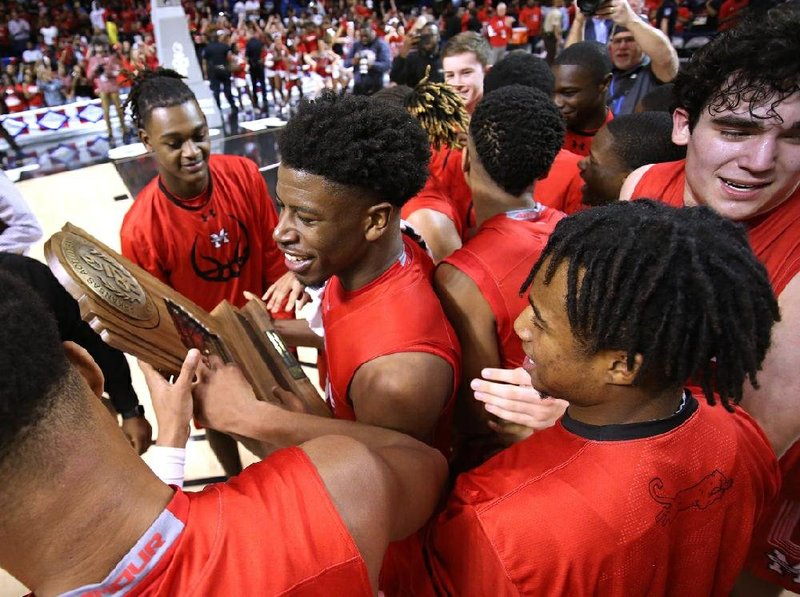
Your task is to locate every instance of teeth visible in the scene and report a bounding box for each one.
[723,179,757,190]
[285,254,308,263]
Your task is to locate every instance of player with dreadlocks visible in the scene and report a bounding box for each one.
[618,7,800,591]
[425,199,781,596]
[374,71,472,261]
[120,67,288,477]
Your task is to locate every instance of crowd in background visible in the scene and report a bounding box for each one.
[0,0,761,118]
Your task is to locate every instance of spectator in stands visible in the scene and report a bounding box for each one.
[346,23,392,96]
[391,22,443,87]
[38,66,67,107]
[568,0,679,116]
[8,10,31,58]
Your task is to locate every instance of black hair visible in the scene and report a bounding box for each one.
[371,84,414,108]
[674,2,800,128]
[124,67,198,130]
[553,41,612,83]
[520,200,779,410]
[470,84,564,196]
[0,271,70,463]
[483,50,555,95]
[639,83,675,113]
[606,112,686,171]
[278,91,430,207]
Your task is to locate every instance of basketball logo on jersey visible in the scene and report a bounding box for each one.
[190,215,251,282]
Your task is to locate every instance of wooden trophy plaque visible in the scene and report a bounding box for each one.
[44,223,330,418]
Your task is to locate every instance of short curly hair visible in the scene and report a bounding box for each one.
[0,271,70,464]
[278,91,430,207]
[470,84,564,196]
[674,2,800,128]
[553,41,612,84]
[483,50,555,95]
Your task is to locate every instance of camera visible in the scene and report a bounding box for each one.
[577,0,603,14]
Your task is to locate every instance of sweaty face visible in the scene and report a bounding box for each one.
[141,101,211,198]
[578,126,630,206]
[514,259,606,405]
[609,33,643,72]
[552,64,607,131]
[443,52,486,114]
[677,93,800,221]
[273,166,371,288]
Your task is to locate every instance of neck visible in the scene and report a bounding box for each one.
[338,218,404,291]
[570,105,607,133]
[474,183,537,227]
[568,386,686,427]
[0,417,173,596]
[161,168,209,201]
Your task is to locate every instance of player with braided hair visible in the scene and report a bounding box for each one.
[374,72,473,262]
[618,7,800,590]
[120,67,288,478]
[426,199,781,595]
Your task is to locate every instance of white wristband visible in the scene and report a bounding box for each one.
[148,446,187,488]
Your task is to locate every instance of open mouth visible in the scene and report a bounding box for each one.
[721,177,769,192]
[283,251,313,273]
[183,161,205,173]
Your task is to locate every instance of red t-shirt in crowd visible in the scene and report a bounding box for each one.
[41,448,372,595]
[427,396,780,596]
[485,15,510,47]
[518,5,543,36]
[442,206,564,368]
[563,108,613,156]
[121,154,287,313]
[634,159,800,591]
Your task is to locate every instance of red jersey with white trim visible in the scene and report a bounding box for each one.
[321,235,461,450]
[121,154,287,313]
[563,109,613,156]
[442,206,564,368]
[51,448,372,596]
[427,396,780,596]
[635,158,800,591]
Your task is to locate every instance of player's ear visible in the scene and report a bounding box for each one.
[603,350,642,386]
[462,142,471,175]
[364,202,394,242]
[672,108,691,146]
[138,127,152,150]
[63,341,105,398]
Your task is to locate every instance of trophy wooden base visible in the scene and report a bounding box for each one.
[45,223,330,418]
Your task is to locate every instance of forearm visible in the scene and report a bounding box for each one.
[272,317,323,349]
[628,18,678,80]
[229,399,436,457]
[565,13,585,46]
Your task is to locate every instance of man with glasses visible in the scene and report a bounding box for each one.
[567,0,678,116]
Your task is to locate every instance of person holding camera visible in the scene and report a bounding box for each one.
[390,22,443,87]
[566,0,678,116]
[345,23,392,96]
